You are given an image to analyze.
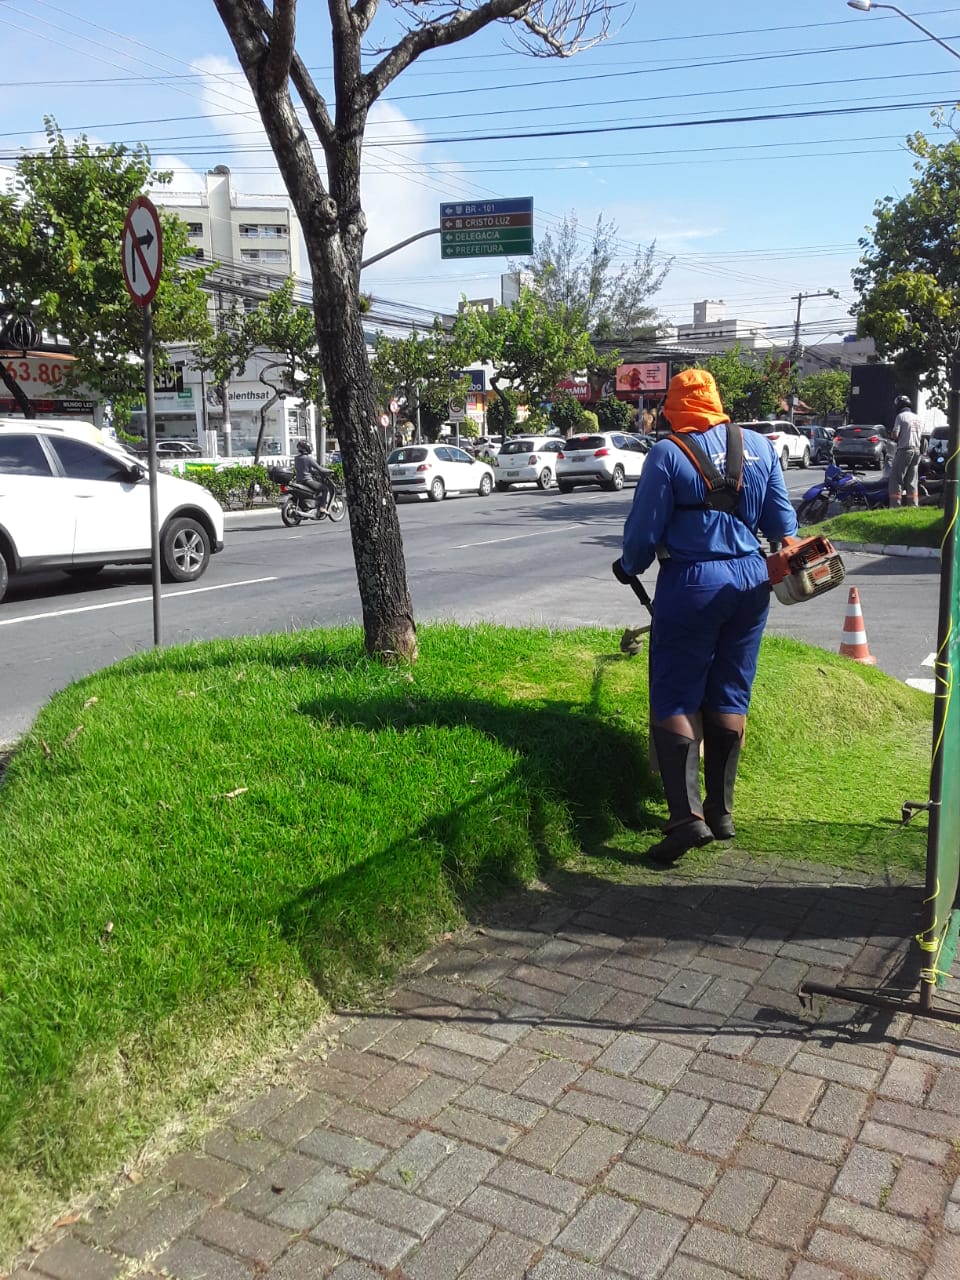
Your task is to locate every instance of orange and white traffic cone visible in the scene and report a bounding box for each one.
[839,586,877,665]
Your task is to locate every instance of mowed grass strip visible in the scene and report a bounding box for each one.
[0,623,932,1260]
[805,504,946,548]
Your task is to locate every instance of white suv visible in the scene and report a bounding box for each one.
[0,419,224,604]
[735,421,811,470]
[555,432,649,492]
[492,435,565,490]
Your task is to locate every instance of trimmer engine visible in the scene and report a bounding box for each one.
[766,535,846,606]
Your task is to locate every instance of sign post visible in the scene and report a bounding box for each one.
[448,395,466,449]
[440,199,533,259]
[121,196,163,646]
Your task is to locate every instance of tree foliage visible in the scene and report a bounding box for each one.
[454,287,595,434]
[213,0,612,661]
[798,369,850,422]
[549,392,586,436]
[853,121,960,404]
[0,119,211,419]
[594,394,633,433]
[689,347,794,422]
[371,323,470,440]
[524,212,671,341]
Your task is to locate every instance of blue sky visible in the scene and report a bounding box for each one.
[3,0,960,344]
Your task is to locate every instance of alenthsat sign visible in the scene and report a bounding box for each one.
[440,197,533,259]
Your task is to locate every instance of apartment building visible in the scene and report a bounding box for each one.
[153,168,312,457]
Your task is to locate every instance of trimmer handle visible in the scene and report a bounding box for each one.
[611,559,654,615]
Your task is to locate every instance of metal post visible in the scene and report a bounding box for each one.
[920,353,960,1010]
[142,303,162,647]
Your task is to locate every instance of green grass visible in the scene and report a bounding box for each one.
[0,624,933,1261]
[805,505,946,548]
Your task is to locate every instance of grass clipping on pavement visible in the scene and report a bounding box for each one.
[0,623,931,1259]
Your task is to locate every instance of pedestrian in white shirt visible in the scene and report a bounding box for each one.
[889,395,922,508]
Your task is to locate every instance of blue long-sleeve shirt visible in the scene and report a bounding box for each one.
[621,424,799,576]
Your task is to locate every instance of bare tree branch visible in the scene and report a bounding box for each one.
[353,0,381,36]
[213,0,334,223]
[516,0,613,56]
[363,0,603,103]
[289,52,336,151]
[262,0,297,92]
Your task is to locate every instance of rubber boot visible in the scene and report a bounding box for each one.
[702,721,743,840]
[646,727,713,865]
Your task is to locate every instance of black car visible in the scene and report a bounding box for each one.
[798,425,836,464]
[832,424,894,470]
[925,426,949,475]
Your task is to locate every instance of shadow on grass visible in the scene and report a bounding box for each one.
[278,676,662,996]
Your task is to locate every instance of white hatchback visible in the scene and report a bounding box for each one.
[492,435,565,491]
[0,419,224,603]
[735,421,811,470]
[555,432,650,492]
[387,443,495,501]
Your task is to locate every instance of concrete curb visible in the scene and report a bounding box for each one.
[830,539,940,561]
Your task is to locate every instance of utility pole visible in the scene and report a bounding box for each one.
[788,289,839,420]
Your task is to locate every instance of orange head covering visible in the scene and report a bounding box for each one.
[661,368,729,434]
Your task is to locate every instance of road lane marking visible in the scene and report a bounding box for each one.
[453,523,585,549]
[922,653,936,668]
[0,577,278,627]
[907,678,936,693]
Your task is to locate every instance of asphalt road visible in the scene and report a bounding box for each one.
[0,468,941,747]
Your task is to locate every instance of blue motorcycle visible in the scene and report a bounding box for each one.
[796,463,890,523]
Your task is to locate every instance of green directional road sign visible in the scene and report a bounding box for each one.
[440,198,533,260]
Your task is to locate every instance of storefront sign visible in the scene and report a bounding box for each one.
[616,362,669,393]
[555,380,592,402]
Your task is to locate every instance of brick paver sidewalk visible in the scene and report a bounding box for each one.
[9,852,960,1280]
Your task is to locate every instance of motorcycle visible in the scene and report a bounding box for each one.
[796,463,891,523]
[280,480,347,526]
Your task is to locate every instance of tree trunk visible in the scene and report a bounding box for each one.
[0,364,36,417]
[310,239,417,662]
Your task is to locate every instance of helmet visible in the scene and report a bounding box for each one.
[296,440,312,454]
[894,395,912,411]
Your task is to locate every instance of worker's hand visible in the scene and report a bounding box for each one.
[611,558,632,585]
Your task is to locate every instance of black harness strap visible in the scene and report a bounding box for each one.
[669,425,744,518]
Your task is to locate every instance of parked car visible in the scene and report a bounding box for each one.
[133,439,203,457]
[387,442,494,501]
[798,424,836,464]
[555,432,649,492]
[0,418,224,603]
[926,426,949,474]
[832,423,895,470]
[158,440,203,456]
[492,435,565,490]
[734,421,811,470]
[470,437,501,457]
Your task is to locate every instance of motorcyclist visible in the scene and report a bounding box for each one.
[293,439,336,514]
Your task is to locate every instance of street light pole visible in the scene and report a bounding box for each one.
[788,289,839,420]
[846,1,960,63]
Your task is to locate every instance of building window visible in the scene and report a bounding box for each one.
[240,248,288,265]
[239,223,288,238]
[186,222,204,237]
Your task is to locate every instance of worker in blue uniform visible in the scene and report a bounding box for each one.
[615,368,799,864]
